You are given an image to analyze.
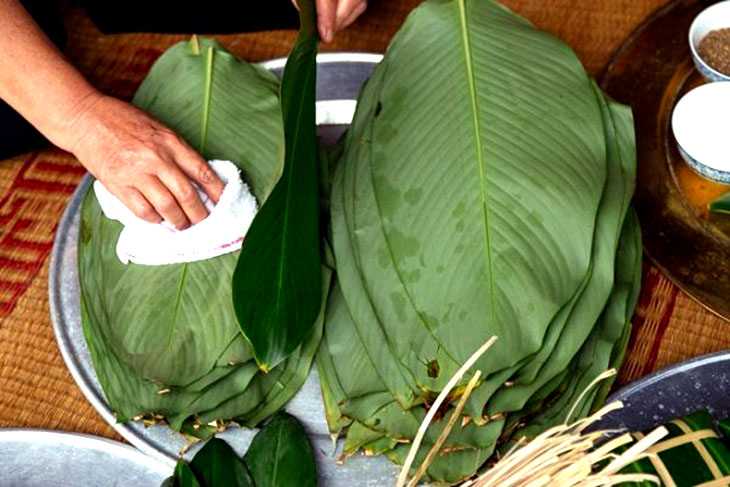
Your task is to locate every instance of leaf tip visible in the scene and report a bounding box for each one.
[190,34,201,55]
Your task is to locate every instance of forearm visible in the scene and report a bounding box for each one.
[0,0,100,151]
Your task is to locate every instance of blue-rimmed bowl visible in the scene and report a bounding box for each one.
[672,81,730,183]
[689,1,730,82]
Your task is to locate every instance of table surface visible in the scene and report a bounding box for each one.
[1,0,728,446]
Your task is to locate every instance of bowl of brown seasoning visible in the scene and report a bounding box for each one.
[690,1,730,82]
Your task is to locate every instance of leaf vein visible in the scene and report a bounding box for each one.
[457,0,498,326]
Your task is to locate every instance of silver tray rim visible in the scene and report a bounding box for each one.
[0,428,171,477]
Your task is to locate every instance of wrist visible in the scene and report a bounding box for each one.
[53,88,107,154]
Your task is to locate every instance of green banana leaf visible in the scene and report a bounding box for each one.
[318,0,640,482]
[232,0,322,372]
[333,0,608,410]
[78,38,324,429]
[484,81,637,417]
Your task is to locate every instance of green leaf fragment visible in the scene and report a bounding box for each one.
[244,413,318,487]
[190,438,253,487]
[710,192,730,215]
[170,461,202,487]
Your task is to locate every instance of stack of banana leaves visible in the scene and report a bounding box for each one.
[78,37,329,435]
[317,0,642,483]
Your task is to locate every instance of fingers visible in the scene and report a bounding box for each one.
[140,176,190,230]
[298,0,367,42]
[336,0,366,30]
[316,0,337,42]
[169,138,224,204]
[118,187,162,224]
[157,163,209,226]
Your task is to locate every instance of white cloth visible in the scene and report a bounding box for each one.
[94,159,258,266]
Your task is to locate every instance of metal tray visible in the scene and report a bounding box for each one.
[601,0,730,320]
[49,52,399,486]
[595,350,730,431]
[0,429,170,486]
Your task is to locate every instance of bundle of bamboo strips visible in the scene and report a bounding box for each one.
[398,338,667,487]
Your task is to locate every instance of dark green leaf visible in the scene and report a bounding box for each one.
[232,0,321,370]
[244,413,318,487]
[709,192,730,215]
[169,460,202,487]
[189,438,253,487]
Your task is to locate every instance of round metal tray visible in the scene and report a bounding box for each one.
[601,0,730,320]
[49,52,399,487]
[0,429,170,486]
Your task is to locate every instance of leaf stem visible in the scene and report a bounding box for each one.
[200,46,215,155]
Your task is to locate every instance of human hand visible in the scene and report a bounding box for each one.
[65,93,224,229]
[293,0,367,42]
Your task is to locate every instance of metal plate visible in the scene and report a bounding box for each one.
[0,429,170,486]
[594,350,730,431]
[49,52,399,486]
[601,0,730,320]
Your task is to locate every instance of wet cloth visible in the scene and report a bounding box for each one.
[93,159,257,265]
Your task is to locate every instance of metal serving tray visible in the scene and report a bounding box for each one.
[0,429,170,486]
[49,52,399,486]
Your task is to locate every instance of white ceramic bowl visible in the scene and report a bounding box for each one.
[672,81,730,182]
[689,1,730,82]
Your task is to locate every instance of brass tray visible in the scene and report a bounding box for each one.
[601,0,730,320]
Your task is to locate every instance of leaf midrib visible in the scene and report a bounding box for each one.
[166,43,215,350]
[270,421,284,485]
[271,48,317,345]
[457,0,497,322]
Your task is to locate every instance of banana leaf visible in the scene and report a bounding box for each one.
[334,0,608,409]
[232,0,322,372]
[484,81,637,417]
[318,0,640,482]
[78,38,325,428]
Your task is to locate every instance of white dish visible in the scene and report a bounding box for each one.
[671,81,730,182]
